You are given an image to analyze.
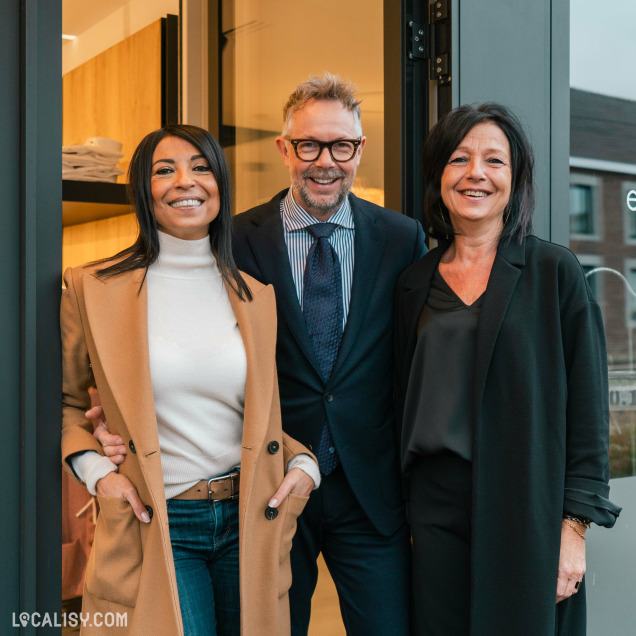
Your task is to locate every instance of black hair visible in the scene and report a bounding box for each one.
[422,103,535,243]
[95,124,251,301]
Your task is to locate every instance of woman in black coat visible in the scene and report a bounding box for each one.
[394,103,621,635]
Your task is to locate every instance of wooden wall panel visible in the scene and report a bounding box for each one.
[63,20,162,182]
[63,214,138,271]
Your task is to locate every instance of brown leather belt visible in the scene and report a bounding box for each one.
[172,471,240,502]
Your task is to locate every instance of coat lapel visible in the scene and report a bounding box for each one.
[473,240,526,412]
[226,280,276,520]
[399,246,446,376]
[330,197,385,378]
[82,269,162,463]
[245,195,323,376]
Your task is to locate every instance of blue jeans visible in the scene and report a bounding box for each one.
[167,497,240,636]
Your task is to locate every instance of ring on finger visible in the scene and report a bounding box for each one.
[574,580,582,591]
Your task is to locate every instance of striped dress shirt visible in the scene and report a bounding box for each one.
[280,188,355,329]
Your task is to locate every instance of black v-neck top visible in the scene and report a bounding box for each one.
[401,268,484,470]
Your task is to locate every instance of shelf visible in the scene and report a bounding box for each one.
[62,180,132,226]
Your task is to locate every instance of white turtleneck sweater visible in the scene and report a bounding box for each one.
[71,231,319,496]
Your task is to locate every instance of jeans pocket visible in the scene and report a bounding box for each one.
[85,496,143,607]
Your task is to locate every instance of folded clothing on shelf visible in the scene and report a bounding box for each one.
[63,137,125,183]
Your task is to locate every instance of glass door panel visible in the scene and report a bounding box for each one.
[570,0,636,481]
[570,2,636,631]
[218,0,385,213]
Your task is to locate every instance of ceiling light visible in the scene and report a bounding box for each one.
[62,34,77,40]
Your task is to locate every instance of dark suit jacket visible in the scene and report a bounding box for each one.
[233,190,426,536]
[394,235,620,634]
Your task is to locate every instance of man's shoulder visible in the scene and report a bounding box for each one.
[349,193,420,232]
[233,190,287,232]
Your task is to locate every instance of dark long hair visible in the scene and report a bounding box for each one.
[95,124,252,301]
[422,103,535,243]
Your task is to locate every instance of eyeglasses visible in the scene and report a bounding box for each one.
[286,138,362,162]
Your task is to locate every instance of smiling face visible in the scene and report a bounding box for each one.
[275,99,366,221]
[150,135,220,240]
[441,121,512,235]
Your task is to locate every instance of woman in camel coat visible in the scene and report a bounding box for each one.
[61,124,318,635]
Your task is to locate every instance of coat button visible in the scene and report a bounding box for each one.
[307,444,313,451]
[324,392,334,403]
[145,505,153,520]
[265,506,278,520]
[268,440,280,454]
[129,439,136,454]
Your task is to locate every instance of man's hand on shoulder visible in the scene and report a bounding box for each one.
[87,387,127,465]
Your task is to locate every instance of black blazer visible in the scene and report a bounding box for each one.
[394,235,620,634]
[233,190,426,536]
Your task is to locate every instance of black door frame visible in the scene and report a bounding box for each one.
[1,1,62,633]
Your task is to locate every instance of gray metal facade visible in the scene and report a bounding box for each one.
[1,1,62,633]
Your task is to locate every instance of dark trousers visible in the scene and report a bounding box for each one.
[409,452,472,636]
[289,465,411,636]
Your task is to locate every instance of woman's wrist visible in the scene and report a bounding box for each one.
[563,514,591,529]
[562,518,588,541]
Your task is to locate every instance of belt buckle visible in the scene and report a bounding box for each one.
[207,470,239,502]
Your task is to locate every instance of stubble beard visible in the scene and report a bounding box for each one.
[293,168,352,220]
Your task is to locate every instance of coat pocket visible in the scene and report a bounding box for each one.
[85,496,142,607]
[278,493,309,598]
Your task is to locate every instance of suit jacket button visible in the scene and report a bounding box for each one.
[129,439,136,454]
[268,440,280,454]
[324,392,334,403]
[145,505,153,520]
[265,506,278,520]
[307,444,313,451]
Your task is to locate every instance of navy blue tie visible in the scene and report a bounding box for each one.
[303,223,342,475]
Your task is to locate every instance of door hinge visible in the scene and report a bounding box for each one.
[428,0,451,85]
[407,20,427,61]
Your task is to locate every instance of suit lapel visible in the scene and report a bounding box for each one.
[245,195,323,376]
[330,197,385,378]
[83,269,163,464]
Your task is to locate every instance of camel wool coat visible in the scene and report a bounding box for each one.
[61,263,311,635]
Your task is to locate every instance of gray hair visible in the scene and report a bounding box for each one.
[281,73,363,137]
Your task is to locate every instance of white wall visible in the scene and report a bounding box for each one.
[63,0,179,74]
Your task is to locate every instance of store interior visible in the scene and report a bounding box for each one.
[60,1,384,633]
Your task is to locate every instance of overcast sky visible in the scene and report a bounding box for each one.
[570,0,636,102]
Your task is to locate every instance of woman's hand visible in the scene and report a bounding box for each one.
[96,472,151,523]
[556,520,587,603]
[86,387,127,465]
[268,467,314,508]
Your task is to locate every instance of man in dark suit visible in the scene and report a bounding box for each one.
[232,73,427,635]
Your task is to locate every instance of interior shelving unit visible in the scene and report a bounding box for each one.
[62,180,130,226]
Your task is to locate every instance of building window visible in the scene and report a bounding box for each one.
[625,260,636,329]
[578,255,603,303]
[623,181,636,241]
[569,173,601,239]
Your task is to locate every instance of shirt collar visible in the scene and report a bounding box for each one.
[281,187,354,232]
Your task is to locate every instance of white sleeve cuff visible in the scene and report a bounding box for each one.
[287,453,321,490]
[70,450,118,495]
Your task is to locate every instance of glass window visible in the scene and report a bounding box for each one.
[569,173,600,239]
[623,181,636,240]
[571,0,636,479]
[578,256,603,302]
[218,0,384,214]
[570,183,595,235]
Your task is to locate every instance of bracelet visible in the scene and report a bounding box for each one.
[563,520,586,541]
[563,514,591,529]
